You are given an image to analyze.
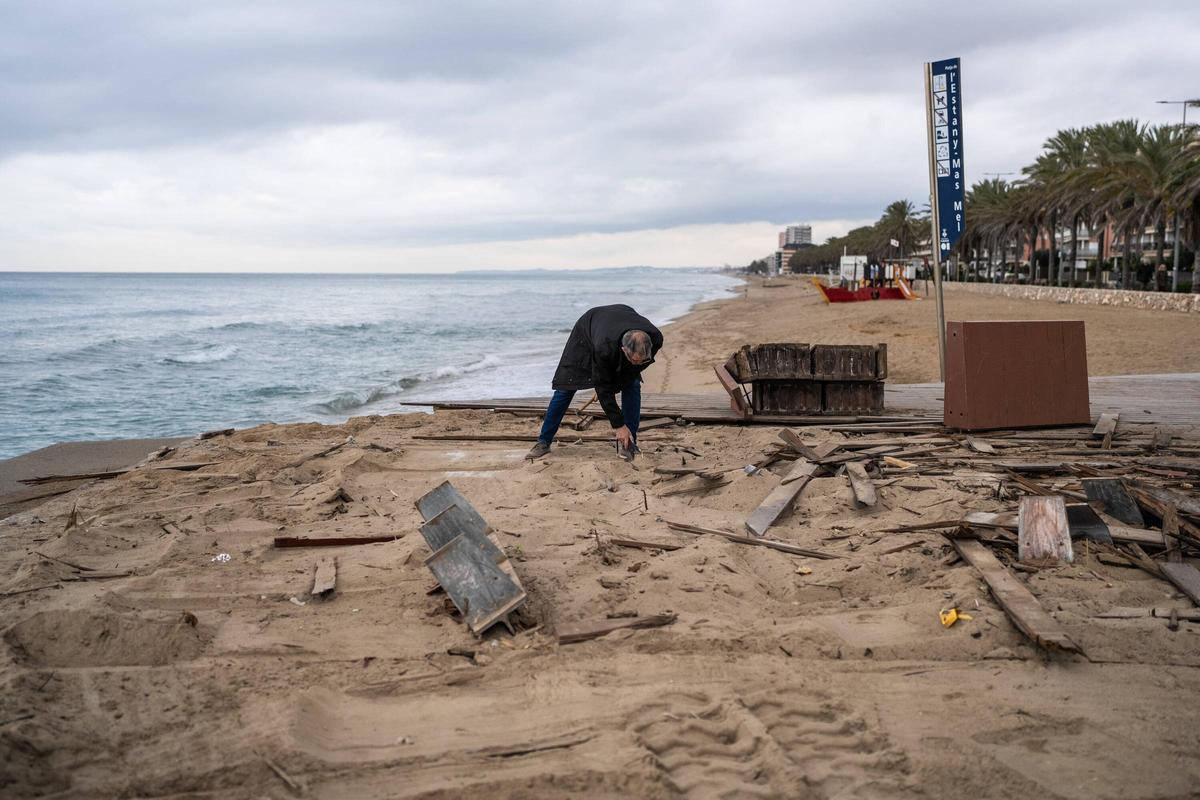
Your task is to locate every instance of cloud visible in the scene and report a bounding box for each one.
[1,0,1198,271]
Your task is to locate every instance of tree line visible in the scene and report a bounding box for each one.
[760,120,1200,293]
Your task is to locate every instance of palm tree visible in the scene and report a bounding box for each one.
[1078,120,1147,288]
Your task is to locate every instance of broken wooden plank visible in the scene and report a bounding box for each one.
[419,502,496,556]
[609,538,683,552]
[1161,563,1200,607]
[1082,478,1146,526]
[845,462,878,507]
[1108,525,1166,548]
[713,364,751,418]
[658,478,733,497]
[1065,503,1112,544]
[637,418,675,431]
[665,519,839,559]
[964,436,996,454]
[311,558,337,599]
[416,481,490,529]
[954,539,1083,654]
[273,535,399,548]
[1092,413,1118,449]
[557,612,677,644]
[744,459,818,537]
[424,535,526,635]
[1019,496,1073,563]
[198,427,235,440]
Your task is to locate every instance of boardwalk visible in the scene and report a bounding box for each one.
[405,373,1200,430]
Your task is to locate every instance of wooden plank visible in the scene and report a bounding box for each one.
[1161,563,1200,607]
[713,364,750,418]
[609,538,683,552]
[744,459,818,537]
[416,481,488,529]
[424,535,526,635]
[1019,496,1073,563]
[419,504,503,562]
[1082,478,1145,526]
[664,519,839,559]
[844,462,878,507]
[557,612,677,645]
[1108,525,1166,547]
[1065,503,1112,544]
[274,535,399,548]
[1092,412,1118,439]
[311,558,337,599]
[964,436,995,454]
[954,539,1083,654]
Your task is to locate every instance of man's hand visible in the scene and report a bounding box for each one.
[614,425,634,449]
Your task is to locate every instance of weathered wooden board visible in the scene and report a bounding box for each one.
[424,535,526,634]
[416,481,489,530]
[1065,503,1112,544]
[420,504,503,562]
[713,364,751,418]
[1082,478,1145,527]
[274,534,399,548]
[1161,563,1200,607]
[1019,496,1073,563]
[1092,412,1119,439]
[823,381,885,414]
[1108,525,1166,547]
[665,519,838,559]
[845,462,878,507]
[955,539,1083,654]
[311,558,337,599]
[811,344,878,380]
[752,381,822,414]
[557,612,677,645]
[745,459,818,537]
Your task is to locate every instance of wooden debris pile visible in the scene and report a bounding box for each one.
[756,415,1200,656]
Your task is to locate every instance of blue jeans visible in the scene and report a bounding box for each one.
[538,381,641,445]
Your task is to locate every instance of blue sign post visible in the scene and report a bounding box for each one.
[925,56,964,381]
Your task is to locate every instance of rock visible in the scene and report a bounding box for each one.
[598,574,625,589]
[649,570,669,580]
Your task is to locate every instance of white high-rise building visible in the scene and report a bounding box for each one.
[784,224,812,246]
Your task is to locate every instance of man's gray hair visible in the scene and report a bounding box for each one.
[621,330,652,360]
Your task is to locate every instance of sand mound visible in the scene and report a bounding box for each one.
[5,608,210,667]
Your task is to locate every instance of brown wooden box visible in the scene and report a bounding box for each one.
[944,320,1090,430]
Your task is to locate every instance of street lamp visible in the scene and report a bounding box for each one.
[1156,98,1200,125]
[1156,99,1199,292]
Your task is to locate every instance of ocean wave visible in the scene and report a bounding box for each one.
[162,344,239,365]
[312,354,506,415]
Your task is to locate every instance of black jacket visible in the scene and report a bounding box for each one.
[551,304,663,428]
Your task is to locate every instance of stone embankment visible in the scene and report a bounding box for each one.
[952,282,1199,313]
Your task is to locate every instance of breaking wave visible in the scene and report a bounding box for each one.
[312,355,505,415]
[162,344,239,365]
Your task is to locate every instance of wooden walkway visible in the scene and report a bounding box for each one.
[404,373,1200,430]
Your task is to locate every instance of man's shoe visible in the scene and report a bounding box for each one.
[526,441,551,460]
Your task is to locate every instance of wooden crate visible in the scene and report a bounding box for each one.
[731,342,887,415]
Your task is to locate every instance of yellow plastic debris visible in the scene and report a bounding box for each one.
[939,608,973,627]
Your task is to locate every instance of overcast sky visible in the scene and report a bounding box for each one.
[3,1,1198,272]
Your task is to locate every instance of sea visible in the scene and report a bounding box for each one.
[0,269,741,460]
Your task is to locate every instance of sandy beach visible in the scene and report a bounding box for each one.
[2,282,1199,799]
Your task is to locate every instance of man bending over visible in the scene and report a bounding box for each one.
[526,304,663,460]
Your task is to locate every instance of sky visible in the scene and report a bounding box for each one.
[2,0,1199,272]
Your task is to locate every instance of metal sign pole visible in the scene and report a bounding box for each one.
[924,63,947,381]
